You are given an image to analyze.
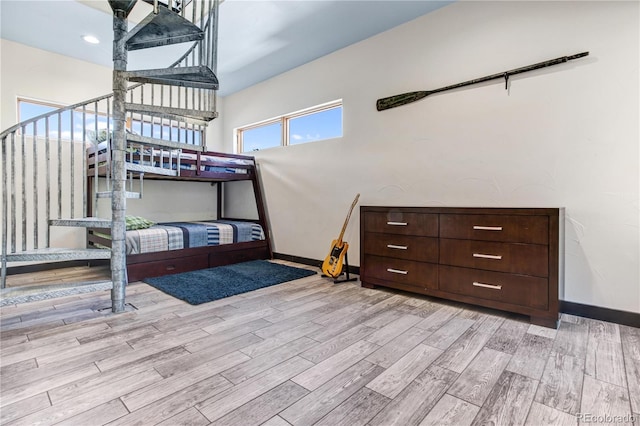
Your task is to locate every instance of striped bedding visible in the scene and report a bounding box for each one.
[125,220,265,255]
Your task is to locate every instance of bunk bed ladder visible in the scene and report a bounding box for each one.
[0,0,220,309]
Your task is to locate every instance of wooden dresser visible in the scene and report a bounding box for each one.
[360,207,564,328]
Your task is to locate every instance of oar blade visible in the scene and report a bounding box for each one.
[376,91,430,111]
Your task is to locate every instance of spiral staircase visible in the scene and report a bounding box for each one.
[0,0,220,310]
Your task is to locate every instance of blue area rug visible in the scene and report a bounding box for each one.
[144,260,317,305]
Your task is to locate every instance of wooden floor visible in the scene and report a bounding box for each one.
[1,260,638,426]
[4,265,111,288]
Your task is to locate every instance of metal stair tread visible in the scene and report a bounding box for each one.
[50,218,112,228]
[6,248,111,261]
[125,161,178,176]
[1,280,113,307]
[124,102,217,123]
[125,66,218,90]
[125,5,203,51]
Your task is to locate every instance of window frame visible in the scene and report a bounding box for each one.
[236,99,343,153]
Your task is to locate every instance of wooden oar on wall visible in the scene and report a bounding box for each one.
[376,51,589,111]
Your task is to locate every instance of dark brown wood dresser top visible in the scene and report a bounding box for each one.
[360,206,564,328]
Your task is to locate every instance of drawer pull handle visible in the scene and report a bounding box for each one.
[387,268,408,275]
[387,221,408,226]
[473,253,503,260]
[387,244,408,250]
[473,226,503,231]
[473,281,502,290]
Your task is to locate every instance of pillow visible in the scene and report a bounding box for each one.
[125,215,155,231]
[87,128,135,144]
[86,129,110,143]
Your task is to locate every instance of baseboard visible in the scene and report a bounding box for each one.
[560,300,640,328]
[273,252,360,275]
[274,252,639,327]
[6,260,109,276]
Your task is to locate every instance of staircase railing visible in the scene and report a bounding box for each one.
[0,0,220,290]
[169,0,220,85]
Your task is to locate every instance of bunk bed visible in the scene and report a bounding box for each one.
[85,144,272,282]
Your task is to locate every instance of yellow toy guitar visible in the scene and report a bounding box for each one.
[322,193,360,278]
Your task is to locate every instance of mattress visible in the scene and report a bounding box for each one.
[124,220,265,255]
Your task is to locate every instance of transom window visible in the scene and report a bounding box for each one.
[237,100,342,152]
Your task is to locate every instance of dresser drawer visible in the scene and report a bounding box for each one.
[440,214,548,244]
[363,211,438,237]
[363,233,438,263]
[439,265,548,310]
[439,238,548,277]
[363,255,437,290]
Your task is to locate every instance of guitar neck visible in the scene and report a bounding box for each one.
[336,194,360,244]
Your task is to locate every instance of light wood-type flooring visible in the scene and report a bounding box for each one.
[1,260,639,426]
[4,265,111,288]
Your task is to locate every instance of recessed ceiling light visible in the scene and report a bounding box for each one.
[82,35,100,44]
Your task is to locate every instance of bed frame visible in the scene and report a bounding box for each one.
[86,146,272,282]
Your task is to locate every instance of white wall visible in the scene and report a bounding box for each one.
[1,39,113,130]
[221,1,639,313]
[93,179,219,223]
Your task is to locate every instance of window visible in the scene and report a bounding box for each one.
[18,98,111,141]
[19,100,57,122]
[240,121,282,152]
[237,100,342,152]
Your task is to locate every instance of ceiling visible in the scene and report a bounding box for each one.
[0,0,451,96]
